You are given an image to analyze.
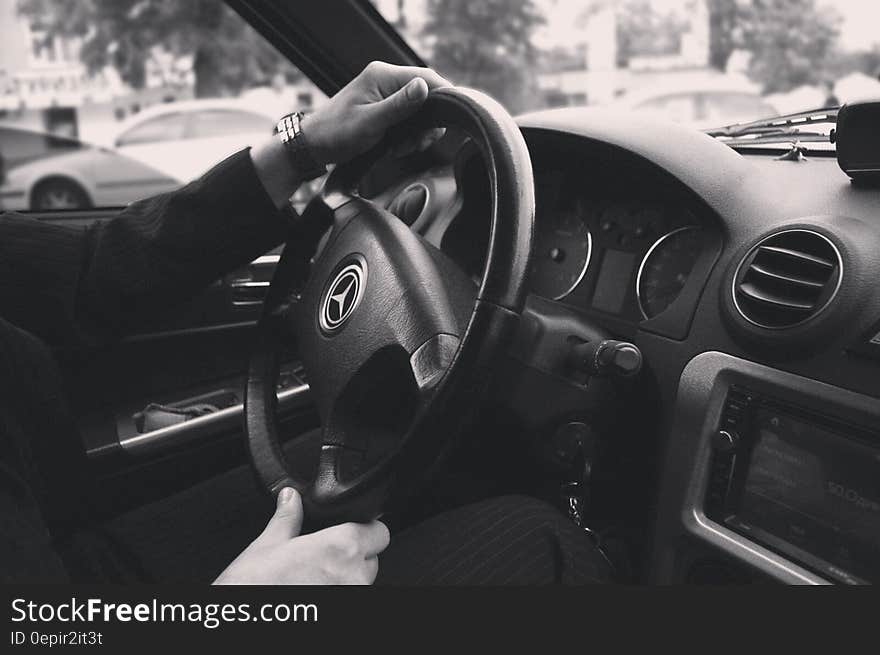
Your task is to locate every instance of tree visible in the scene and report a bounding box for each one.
[421,0,544,114]
[704,0,842,92]
[736,0,841,93]
[614,0,689,67]
[826,45,880,84]
[17,0,299,97]
[706,0,739,70]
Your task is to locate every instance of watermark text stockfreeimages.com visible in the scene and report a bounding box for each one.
[10,597,318,630]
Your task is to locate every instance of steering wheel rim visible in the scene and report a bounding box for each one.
[245,86,535,527]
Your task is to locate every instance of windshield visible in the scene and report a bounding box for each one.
[371,0,880,127]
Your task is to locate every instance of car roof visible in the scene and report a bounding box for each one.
[615,72,764,108]
[114,98,275,134]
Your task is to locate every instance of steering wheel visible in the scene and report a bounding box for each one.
[245,86,535,527]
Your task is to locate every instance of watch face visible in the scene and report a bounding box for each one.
[277,113,327,181]
[276,112,303,142]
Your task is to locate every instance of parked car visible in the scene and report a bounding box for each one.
[611,72,778,128]
[109,99,275,183]
[0,100,275,211]
[0,125,178,211]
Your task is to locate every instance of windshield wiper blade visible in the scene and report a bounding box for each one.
[715,129,832,146]
[704,106,838,138]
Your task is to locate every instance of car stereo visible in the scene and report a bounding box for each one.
[705,386,880,584]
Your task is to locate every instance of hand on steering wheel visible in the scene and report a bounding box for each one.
[305,61,451,166]
[215,487,390,585]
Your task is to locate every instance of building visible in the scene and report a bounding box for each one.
[0,0,117,137]
[538,0,714,107]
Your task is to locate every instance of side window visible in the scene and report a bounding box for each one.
[115,113,189,147]
[0,0,326,212]
[187,110,274,139]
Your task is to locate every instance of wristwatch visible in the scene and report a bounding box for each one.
[274,111,327,181]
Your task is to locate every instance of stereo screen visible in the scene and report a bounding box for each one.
[736,408,880,583]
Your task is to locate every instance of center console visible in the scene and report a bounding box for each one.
[705,386,880,584]
[651,352,880,585]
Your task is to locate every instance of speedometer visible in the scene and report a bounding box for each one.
[529,205,593,301]
[636,226,703,320]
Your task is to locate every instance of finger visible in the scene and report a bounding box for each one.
[392,67,450,91]
[260,487,304,542]
[362,556,379,584]
[350,520,391,557]
[367,77,430,129]
[367,62,451,96]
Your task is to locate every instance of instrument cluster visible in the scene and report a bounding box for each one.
[529,168,710,323]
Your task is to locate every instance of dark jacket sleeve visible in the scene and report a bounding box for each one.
[0,149,290,346]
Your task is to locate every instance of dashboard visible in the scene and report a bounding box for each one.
[425,127,725,343]
[375,107,880,585]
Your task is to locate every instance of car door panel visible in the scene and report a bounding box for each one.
[35,209,314,508]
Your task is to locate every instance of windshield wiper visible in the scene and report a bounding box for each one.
[714,128,832,146]
[704,106,838,140]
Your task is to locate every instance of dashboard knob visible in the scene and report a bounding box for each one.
[597,341,642,376]
[713,429,740,453]
[569,339,643,378]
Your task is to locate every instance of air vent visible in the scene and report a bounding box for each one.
[733,229,842,329]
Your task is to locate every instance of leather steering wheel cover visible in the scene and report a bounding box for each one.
[430,87,535,310]
[245,86,535,524]
[245,334,296,497]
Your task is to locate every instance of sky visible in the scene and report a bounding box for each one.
[825,0,880,50]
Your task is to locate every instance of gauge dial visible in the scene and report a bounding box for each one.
[529,206,593,300]
[636,226,703,319]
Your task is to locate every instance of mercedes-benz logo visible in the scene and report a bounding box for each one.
[319,260,366,333]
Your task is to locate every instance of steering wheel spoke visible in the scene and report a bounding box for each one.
[409,332,460,395]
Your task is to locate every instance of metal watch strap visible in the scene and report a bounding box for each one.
[274,112,327,181]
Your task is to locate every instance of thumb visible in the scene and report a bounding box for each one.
[261,487,304,542]
[369,77,429,129]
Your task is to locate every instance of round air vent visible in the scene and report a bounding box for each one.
[732,229,842,329]
[387,182,429,226]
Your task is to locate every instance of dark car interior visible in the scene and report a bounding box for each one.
[28,0,880,584]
